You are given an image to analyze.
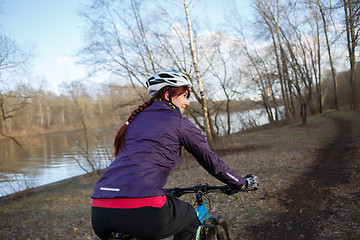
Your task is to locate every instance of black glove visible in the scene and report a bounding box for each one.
[243,174,259,191]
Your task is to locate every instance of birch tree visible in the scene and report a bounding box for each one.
[183,0,214,147]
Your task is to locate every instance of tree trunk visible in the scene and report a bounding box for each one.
[47,106,51,128]
[318,0,338,110]
[38,100,44,126]
[184,0,214,149]
[343,0,359,109]
[316,15,323,113]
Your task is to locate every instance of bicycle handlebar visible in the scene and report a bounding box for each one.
[165,183,244,197]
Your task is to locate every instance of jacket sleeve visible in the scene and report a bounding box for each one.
[179,117,245,188]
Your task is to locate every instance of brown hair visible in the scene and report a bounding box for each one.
[113,86,190,157]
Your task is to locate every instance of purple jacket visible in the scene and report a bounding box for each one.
[92,100,245,199]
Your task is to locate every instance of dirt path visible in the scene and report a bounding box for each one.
[248,115,360,239]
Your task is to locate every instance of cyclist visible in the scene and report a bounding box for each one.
[91,69,259,240]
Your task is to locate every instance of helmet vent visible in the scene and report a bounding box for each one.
[148,79,165,86]
[158,73,174,78]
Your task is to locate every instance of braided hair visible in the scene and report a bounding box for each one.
[113,86,190,157]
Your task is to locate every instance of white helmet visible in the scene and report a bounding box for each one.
[146,69,192,97]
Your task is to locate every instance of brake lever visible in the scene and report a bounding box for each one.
[167,188,184,197]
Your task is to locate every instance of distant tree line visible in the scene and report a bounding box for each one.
[0,83,145,135]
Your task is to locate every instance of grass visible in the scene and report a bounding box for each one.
[0,110,359,239]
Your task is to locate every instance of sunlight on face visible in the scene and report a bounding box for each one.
[166,92,190,114]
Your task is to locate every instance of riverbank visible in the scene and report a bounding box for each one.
[0,110,359,239]
[0,172,98,203]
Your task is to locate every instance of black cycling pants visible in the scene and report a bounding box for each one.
[91,194,201,240]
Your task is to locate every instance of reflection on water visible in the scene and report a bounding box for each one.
[0,127,117,197]
[0,108,282,197]
[215,108,274,135]
[191,108,281,136]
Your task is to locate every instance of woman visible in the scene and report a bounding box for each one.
[91,69,258,240]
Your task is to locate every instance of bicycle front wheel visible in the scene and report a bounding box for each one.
[204,219,231,240]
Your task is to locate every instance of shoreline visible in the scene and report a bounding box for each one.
[0,171,97,204]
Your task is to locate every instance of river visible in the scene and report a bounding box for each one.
[0,127,116,197]
[0,108,277,197]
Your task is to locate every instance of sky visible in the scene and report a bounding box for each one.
[0,0,251,94]
[0,0,88,92]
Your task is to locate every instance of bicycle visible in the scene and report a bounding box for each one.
[109,183,242,240]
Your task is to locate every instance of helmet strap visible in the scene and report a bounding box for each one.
[168,87,173,103]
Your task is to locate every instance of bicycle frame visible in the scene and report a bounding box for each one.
[195,200,210,239]
[166,183,240,240]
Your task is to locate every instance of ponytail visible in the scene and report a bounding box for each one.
[113,98,154,157]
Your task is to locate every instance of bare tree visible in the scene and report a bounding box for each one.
[0,32,32,146]
[253,0,296,121]
[0,91,29,146]
[306,0,324,113]
[63,81,97,174]
[243,45,281,123]
[251,0,333,123]
[78,0,153,102]
[232,17,281,124]
[316,0,339,110]
[204,33,243,135]
[343,0,359,109]
[280,4,317,124]
[183,0,214,148]
[0,34,30,74]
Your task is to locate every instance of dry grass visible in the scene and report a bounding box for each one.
[166,112,340,238]
[0,110,359,239]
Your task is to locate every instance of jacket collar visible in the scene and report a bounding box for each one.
[153,98,181,114]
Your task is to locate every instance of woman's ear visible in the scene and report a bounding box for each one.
[164,91,170,101]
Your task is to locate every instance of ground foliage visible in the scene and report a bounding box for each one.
[0,110,359,239]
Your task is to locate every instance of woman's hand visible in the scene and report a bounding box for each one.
[243,174,259,191]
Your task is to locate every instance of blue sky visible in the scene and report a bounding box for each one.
[1,0,88,92]
[1,0,251,93]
